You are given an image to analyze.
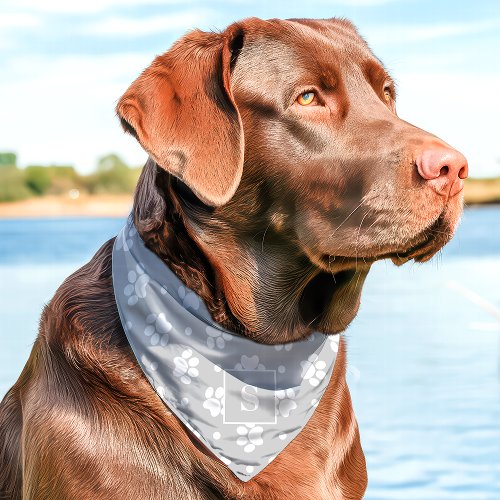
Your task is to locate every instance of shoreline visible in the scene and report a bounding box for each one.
[0,194,133,219]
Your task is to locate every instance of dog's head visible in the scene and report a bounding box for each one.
[117,17,468,343]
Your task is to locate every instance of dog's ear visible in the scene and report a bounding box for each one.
[116,26,244,207]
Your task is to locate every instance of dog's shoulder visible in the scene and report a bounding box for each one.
[37,236,149,390]
[41,237,120,345]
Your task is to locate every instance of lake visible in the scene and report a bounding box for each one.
[1,207,499,499]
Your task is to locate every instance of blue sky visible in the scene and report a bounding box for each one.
[1,0,499,177]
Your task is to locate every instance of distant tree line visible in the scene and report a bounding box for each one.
[0,152,142,202]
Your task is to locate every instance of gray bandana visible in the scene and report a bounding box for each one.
[112,217,340,481]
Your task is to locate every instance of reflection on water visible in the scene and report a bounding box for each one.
[0,207,499,499]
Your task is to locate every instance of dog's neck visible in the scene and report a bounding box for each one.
[132,159,246,334]
[132,159,327,344]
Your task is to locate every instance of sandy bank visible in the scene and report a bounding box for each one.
[463,178,500,205]
[0,194,133,219]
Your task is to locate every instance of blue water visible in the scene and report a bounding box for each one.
[0,207,499,499]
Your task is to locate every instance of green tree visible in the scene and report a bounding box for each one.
[84,153,137,194]
[46,165,80,194]
[0,166,31,201]
[97,154,129,172]
[0,152,17,168]
[0,152,141,202]
[25,166,52,195]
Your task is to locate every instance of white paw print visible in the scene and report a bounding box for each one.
[300,354,327,387]
[236,424,264,453]
[274,343,293,352]
[179,397,190,407]
[141,354,158,372]
[144,312,172,346]
[276,388,297,417]
[203,386,224,417]
[177,285,201,310]
[330,336,340,352]
[116,225,137,252]
[124,264,149,306]
[206,326,232,349]
[173,349,200,384]
[234,355,265,371]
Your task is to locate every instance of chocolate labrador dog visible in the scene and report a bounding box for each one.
[0,17,467,500]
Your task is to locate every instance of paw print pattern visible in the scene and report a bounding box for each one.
[234,355,266,371]
[116,225,137,252]
[203,386,224,417]
[140,354,158,372]
[124,264,149,306]
[274,343,293,352]
[276,388,297,417]
[236,424,264,453]
[144,313,172,346]
[206,326,232,350]
[300,354,328,387]
[330,336,340,352]
[173,349,200,384]
[177,285,201,311]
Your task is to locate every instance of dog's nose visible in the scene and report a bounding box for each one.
[416,145,468,198]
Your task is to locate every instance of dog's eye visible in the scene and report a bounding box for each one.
[297,91,316,106]
[383,88,392,102]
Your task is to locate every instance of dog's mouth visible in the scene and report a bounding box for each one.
[366,212,453,266]
[316,212,451,269]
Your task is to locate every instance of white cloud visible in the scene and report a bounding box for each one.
[326,0,403,4]
[86,10,211,36]
[0,12,42,59]
[4,0,189,14]
[365,19,500,44]
[292,0,406,5]
[0,54,152,172]
[0,12,40,28]
[396,72,500,178]
[14,0,403,10]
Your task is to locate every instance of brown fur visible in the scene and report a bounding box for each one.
[0,17,466,499]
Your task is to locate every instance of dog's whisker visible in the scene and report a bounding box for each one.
[327,255,337,284]
[354,210,371,271]
[329,202,364,238]
[429,228,453,237]
[260,222,272,253]
[354,268,363,291]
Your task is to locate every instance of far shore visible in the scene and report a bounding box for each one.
[0,179,499,219]
[0,194,133,219]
